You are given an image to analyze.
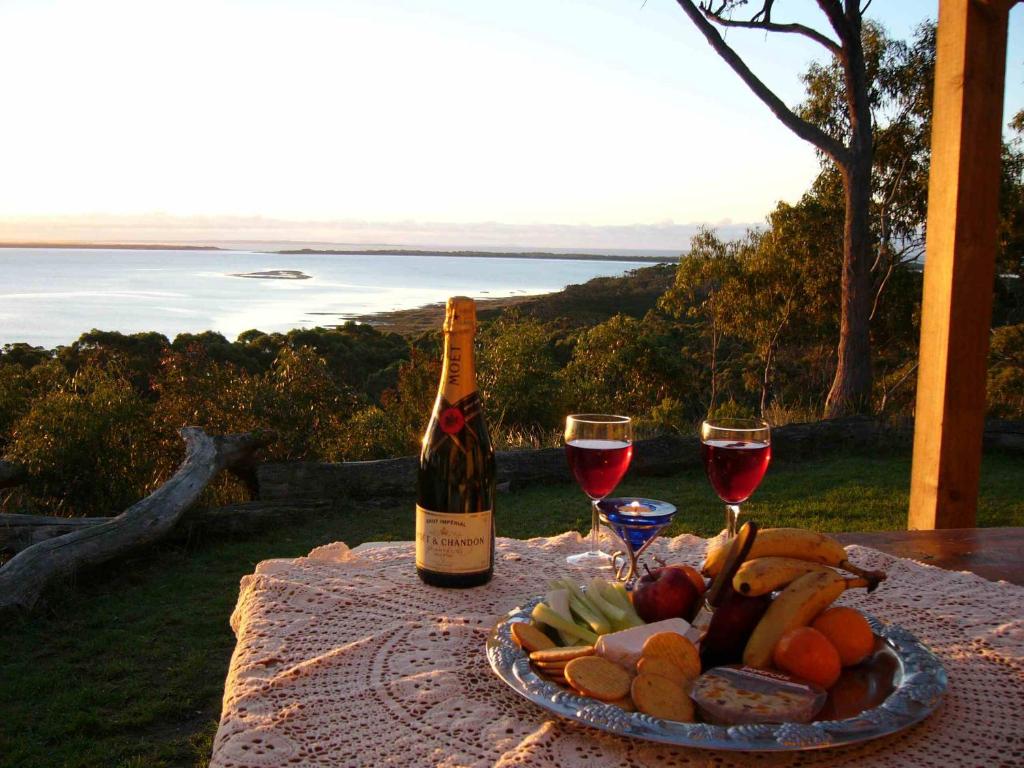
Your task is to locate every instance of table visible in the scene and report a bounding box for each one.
[209,531,1024,768]
[836,528,1024,586]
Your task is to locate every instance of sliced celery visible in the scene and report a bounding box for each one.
[586,578,626,623]
[567,594,611,636]
[530,603,598,644]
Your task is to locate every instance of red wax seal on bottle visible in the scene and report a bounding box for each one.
[440,407,465,434]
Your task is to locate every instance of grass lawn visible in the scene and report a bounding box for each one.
[1,450,1021,767]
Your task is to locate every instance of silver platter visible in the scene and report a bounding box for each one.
[486,597,947,752]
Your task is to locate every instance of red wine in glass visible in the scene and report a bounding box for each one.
[700,439,771,504]
[700,418,771,538]
[564,414,633,567]
[566,439,634,499]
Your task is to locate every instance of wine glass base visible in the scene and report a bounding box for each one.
[566,550,614,568]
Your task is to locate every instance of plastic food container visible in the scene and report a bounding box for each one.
[690,665,827,725]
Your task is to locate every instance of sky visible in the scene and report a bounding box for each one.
[0,0,1020,250]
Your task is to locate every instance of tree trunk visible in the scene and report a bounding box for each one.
[825,154,874,417]
[760,344,773,417]
[825,16,875,419]
[0,428,271,614]
[709,323,720,414]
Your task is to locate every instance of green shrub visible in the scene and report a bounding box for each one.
[0,366,33,451]
[559,314,699,418]
[647,397,692,434]
[331,405,411,460]
[265,346,359,459]
[6,364,156,516]
[988,323,1024,418]
[479,314,564,430]
[707,399,756,421]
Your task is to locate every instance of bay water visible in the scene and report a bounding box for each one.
[0,248,654,348]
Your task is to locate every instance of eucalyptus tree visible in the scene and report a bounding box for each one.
[673,0,882,416]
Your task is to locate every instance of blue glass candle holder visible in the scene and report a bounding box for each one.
[596,497,677,585]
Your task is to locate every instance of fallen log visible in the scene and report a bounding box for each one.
[0,428,271,614]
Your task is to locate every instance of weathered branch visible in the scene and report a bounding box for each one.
[0,428,272,614]
[0,461,26,491]
[678,0,850,167]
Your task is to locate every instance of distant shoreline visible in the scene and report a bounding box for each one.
[350,294,544,335]
[0,242,680,263]
[276,248,677,263]
[350,261,677,335]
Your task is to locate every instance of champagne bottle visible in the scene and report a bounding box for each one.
[416,296,495,587]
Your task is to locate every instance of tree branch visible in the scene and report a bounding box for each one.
[869,258,896,322]
[879,361,918,415]
[703,15,841,56]
[751,0,775,22]
[678,0,851,167]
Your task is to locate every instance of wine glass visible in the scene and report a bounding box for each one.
[564,414,633,566]
[700,417,771,539]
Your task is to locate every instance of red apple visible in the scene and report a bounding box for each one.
[667,564,707,596]
[632,565,700,623]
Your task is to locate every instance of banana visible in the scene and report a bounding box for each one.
[732,557,834,596]
[703,528,886,586]
[700,538,731,577]
[742,570,871,669]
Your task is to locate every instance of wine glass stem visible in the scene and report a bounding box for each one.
[589,499,601,553]
[725,504,741,538]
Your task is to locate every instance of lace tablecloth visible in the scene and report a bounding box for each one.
[210,533,1024,767]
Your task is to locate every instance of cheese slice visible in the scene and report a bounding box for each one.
[595,618,700,670]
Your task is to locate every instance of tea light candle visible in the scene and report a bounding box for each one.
[617,500,655,516]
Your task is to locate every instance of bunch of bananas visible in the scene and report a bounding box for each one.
[701,528,887,669]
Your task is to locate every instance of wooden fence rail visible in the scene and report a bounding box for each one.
[257,417,1023,502]
[3,418,1021,563]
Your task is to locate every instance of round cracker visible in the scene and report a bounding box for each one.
[529,645,594,663]
[641,632,701,680]
[637,655,691,687]
[631,673,695,722]
[564,656,632,702]
[511,622,555,653]
[538,669,568,686]
[532,659,569,671]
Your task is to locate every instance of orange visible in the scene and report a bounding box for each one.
[772,627,842,689]
[812,607,875,666]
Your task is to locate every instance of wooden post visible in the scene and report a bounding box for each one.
[908,0,1014,529]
